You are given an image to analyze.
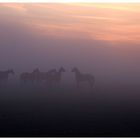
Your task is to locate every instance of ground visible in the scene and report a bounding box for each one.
[0,83,140,137]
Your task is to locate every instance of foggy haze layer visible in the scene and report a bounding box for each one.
[0,4,140,86]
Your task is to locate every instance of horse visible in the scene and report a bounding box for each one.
[20,68,57,84]
[46,67,65,86]
[38,69,57,82]
[0,69,14,84]
[20,72,34,84]
[71,67,95,88]
[20,68,40,84]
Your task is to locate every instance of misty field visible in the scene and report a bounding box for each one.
[0,82,140,137]
[1,3,140,137]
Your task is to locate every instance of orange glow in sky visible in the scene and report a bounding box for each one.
[1,3,140,44]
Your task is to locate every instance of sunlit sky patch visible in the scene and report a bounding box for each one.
[0,3,140,44]
[1,0,140,2]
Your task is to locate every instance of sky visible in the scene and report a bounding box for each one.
[1,3,140,43]
[0,3,140,84]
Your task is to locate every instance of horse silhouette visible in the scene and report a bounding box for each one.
[46,67,65,86]
[20,68,57,84]
[37,69,56,82]
[0,69,14,84]
[72,67,95,88]
[20,68,41,84]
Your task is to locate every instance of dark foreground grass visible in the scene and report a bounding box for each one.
[0,83,140,137]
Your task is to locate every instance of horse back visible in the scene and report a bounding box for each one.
[0,72,8,79]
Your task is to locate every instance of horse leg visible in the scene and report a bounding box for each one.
[20,79,24,85]
[4,78,8,87]
[88,81,92,88]
[89,80,95,91]
[76,81,80,88]
[31,79,34,85]
[24,79,28,84]
[56,81,61,88]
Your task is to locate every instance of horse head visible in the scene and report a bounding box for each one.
[59,67,66,72]
[71,67,78,72]
[33,68,40,74]
[8,69,15,75]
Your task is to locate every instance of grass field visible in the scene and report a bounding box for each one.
[0,82,140,137]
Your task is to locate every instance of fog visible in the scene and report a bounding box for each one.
[1,18,140,88]
[1,4,140,136]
